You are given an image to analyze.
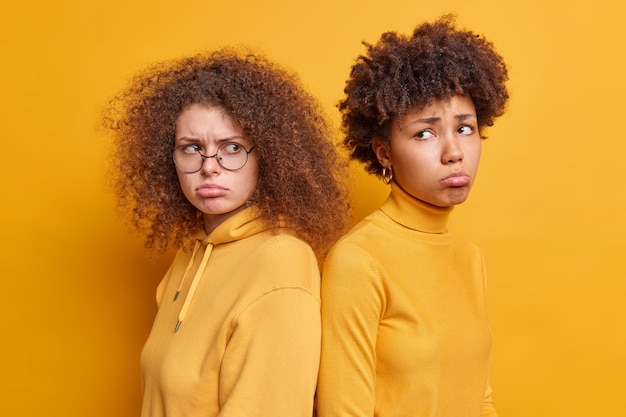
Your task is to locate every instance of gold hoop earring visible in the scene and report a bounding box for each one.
[382,167,393,185]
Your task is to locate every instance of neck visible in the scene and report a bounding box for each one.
[203,205,248,235]
[381,183,453,234]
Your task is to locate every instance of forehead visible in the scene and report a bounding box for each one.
[397,95,476,122]
[175,104,243,137]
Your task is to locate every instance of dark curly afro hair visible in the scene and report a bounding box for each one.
[104,47,350,256]
[341,15,510,176]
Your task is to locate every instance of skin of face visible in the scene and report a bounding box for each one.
[175,104,259,234]
[373,95,482,208]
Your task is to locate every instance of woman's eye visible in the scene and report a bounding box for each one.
[415,130,434,140]
[458,125,474,135]
[221,143,243,154]
[182,144,201,154]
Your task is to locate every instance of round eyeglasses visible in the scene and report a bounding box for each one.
[173,142,256,173]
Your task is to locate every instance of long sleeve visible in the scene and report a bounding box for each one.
[482,382,498,417]
[481,263,498,417]
[316,242,382,417]
[219,288,321,417]
[315,187,496,417]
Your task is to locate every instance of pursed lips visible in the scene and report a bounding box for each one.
[441,172,470,187]
[196,183,228,198]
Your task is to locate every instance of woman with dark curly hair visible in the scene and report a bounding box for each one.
[105,48,349,417]
[315,16,509,417]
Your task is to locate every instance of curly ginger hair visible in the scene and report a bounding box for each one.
[105,48,349,255]
[341,15,510,176]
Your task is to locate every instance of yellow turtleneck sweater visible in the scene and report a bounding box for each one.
[140,207,321,417]
[316,183,497,417]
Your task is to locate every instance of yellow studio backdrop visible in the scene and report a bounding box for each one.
[1,0,624,416]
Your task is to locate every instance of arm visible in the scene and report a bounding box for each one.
[482,382,498,417]
[481,254,498,417]
[218,287,321,417]
[315,243,384,417]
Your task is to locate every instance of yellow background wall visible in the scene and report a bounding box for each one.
[1,0,624,416]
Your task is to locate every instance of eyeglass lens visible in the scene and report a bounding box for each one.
[173,142,253,172]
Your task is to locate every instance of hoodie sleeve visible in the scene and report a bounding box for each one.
[217,286,321,417]
[155,264,175,307]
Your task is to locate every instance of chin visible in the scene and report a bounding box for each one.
[444,189,470,206]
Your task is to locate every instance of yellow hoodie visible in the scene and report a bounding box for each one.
[316,183,497,417]
[140,206,321,417]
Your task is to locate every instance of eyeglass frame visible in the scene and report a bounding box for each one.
[173,142,256,173]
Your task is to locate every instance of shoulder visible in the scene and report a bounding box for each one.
[254,229,317,265]
[325,211,389,263]
[322,217,388,293]
[449,234,484,259]
[245,229,320,292]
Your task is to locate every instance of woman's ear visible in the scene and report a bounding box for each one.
[372,140,392,168]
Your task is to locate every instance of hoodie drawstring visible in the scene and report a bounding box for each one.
[174,241,214,332]
[174,241,201,302]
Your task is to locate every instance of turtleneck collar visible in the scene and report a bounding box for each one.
[379,183,453,234]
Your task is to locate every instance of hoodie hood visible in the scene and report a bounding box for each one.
[173,206,270,331]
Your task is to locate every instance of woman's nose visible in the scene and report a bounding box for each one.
[201,152,221,175]
[441,136,464,164]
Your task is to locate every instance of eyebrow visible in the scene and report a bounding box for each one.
[455,113,476,121]
[409,113,476,125]
[176,135,246,143]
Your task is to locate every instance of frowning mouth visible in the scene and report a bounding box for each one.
[196,184,228,197]
[441,172,470,187]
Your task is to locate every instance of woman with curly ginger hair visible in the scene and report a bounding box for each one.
[316,16,509,417]
[106,48,349,417]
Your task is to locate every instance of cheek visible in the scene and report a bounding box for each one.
[176,171,189,191]
[245,160,260,188]
[393,148,431,176]
[468,143,482,171]
[176,172,196,203]
[244,171,259,196]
